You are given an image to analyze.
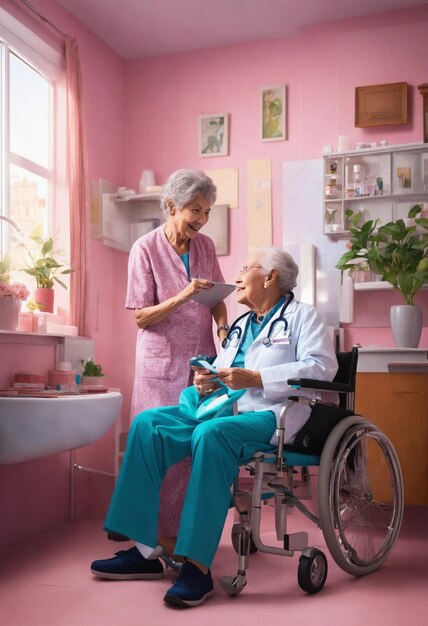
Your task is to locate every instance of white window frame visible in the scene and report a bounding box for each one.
[0,8,69,316]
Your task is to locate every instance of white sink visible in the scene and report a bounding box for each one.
[0,391,122,465]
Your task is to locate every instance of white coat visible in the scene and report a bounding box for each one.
[213,299,339,445]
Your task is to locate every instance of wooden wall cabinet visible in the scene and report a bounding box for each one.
[355,373,428,505]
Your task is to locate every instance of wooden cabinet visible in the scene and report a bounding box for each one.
[355,373,428,505]
[323,142,428,237]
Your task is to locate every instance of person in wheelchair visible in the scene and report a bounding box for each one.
[90,247,338,607]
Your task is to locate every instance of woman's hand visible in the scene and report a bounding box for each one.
[192,366,219,396]
[217,368,262,390]
[180,278,213,301]
[132,279,214,329]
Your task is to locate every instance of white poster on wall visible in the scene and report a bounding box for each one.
[282,159,348,327]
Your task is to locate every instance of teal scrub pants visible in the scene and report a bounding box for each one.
[104,404,276,568]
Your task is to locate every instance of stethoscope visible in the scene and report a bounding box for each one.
[222,292,294,349]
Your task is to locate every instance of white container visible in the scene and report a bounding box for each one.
[337,135,352,152]
[139,169,155,194]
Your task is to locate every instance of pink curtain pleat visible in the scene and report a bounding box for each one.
[66,37,88,336]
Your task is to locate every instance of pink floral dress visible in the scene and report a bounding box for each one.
[126,225,224,535]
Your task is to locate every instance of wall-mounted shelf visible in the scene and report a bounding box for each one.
[101,192,164,252]
[353,280,428,291]
[323,142,428,237]
[114,193,160,203]
[353,281,393,291]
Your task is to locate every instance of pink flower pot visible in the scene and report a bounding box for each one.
[33,288,54,313]
[0,296,20,330]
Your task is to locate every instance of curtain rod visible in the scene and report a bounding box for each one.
[19,0,70,39]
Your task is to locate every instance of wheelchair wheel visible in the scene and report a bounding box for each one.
[318,416,404,576]
[298,548,328,594]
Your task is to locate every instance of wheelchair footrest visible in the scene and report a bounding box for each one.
[284,532,308,551]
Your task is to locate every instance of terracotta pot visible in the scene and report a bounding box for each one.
[0,296,20,330]
[33,287,54,313]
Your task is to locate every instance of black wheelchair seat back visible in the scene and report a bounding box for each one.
[334,348,358,409]
[286,403,354,456]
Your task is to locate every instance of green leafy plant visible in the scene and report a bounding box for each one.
[82,359,104,377]
[22,227,73,289]
[336,205,428,305]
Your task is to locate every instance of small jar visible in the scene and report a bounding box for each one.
[48,362,76,389]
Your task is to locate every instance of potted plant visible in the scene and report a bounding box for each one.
[81,358,106,386]
[21,227,73,313]
[336,205,428,347]
[0,252,30,330]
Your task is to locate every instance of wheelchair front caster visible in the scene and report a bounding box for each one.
[298,548,328,594]
[220,573,247,596]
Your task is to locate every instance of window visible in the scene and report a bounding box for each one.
[0,10,69,316]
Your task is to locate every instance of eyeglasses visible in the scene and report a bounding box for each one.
[238,264,262,275]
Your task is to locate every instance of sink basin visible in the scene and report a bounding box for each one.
[0,391,122,465]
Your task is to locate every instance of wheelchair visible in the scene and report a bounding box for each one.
[220,347,404,596]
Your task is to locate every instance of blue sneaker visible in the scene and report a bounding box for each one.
[164,562,214,607]
[90,547,164,580]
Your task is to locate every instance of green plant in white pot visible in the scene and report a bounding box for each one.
[336,205,428,347]
[82,359,106,386]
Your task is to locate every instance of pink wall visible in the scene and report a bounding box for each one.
[118,4,428,348]
[0,2,427,549]
[0,0,126,547]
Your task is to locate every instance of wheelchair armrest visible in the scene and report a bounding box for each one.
[287,378,354,393]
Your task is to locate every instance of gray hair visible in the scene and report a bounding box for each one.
[160,169,217,213]
[255,247,299,293]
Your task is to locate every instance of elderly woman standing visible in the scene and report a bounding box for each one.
[125,169,228,550]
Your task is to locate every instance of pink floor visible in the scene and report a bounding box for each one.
[0,505,427,626]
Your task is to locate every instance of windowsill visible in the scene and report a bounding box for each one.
[0,329,87,344]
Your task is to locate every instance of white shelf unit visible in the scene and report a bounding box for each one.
[101,192,164,252]
[323,142,428,237]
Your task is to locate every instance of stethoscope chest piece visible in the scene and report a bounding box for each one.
[262,337,271,346]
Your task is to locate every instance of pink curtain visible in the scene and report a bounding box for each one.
[66,37,88,336]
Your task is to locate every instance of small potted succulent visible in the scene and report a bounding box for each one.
[81,358,106,386]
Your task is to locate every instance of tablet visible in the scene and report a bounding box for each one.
[190,282,236,307]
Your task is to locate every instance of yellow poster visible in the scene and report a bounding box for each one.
[204,168,238,208]
[247,159,272,247]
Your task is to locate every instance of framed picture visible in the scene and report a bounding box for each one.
[261,85,286,141]
[198,113,229,157]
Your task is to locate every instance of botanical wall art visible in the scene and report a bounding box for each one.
[261,85,286,141]
[199,113,229,157]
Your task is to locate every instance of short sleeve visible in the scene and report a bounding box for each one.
[125,239,155,309]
